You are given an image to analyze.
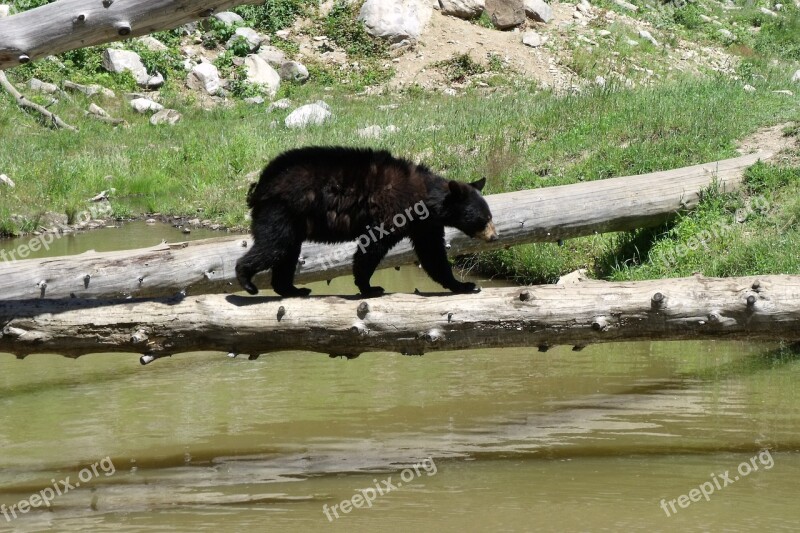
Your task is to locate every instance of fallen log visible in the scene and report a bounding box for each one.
[1,274,798,359]
[0,151,771,300]
[0,0,260,70]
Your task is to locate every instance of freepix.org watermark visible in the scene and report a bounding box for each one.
[318,200,430,271]
[1,457,116,522]
[322,457,437,521]
[659,449,774,518]
[0,202,112,264]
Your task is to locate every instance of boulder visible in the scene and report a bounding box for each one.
[102,49,150,85]
[486,0,526,29]
[137,36,168,52]
[186,62,222,95]
[257,46,287,67]
[0,4,10,17]
[358,0,433,43]
[226,27,263,52]
[213,11,244,26]
[439,0,485,19]
[243,55,281,96]
[130,98,164,113]
[285,103,331,128]
[150,109,182,125]
[279,61,310,82]
[27,78,59,94]
[524,0,553,23]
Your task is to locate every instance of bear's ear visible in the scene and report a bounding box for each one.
[470,177,487,191]
[448,180,464,197]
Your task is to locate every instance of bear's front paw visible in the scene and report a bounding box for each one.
[359,286,385,298]
[450,282,479,294]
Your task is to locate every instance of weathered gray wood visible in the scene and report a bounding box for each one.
[0,0,259,70]
[1,274,797,359]
[0,151,772,300]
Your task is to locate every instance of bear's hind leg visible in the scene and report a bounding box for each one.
[270,240,311,297]
[353,235,401,297]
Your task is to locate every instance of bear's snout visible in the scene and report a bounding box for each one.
[476,221,499,242]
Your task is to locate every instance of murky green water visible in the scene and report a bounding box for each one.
[2,224,800,532]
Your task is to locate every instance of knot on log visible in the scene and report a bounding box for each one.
[276,306,286,321]
[350,322,369,336]
[83,274,91,288]
[591,316,609,332]
[651,292,665,309]
[538,344,550,352]
[356,301,370,319]
[37,280,47,297]
[130,329,148,344]
[419,329,443,343]
[115,22,131,36]
[746,294,757,310]
[519,290,532,302]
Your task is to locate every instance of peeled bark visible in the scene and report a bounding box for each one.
[0,151,772,300]
[0,0,259,69]
[1,275,798,359]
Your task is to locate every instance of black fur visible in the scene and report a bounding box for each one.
[236,146,496,297]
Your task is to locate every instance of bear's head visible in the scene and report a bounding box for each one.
[444,178,499,242]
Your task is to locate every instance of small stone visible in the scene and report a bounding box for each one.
[0,4,10,17]
[213,11,244,26]
[638,29,659,46]
[284,103,331,128]
[718,28,736,41]
[138,36,168,52]
[130,97,164,113]
[279,61,309,82]
[149,108,182,125]
[87,103,109,117]
[597,29,611,37]
[759,6,778,16]
[146,218,157,224]
[522,31,545,47]
[614,0,638,11]
[27,78,59,94]
[267,98,292,112]
[743,84,756,92]
[244,96,265,105]
[792,70,800,83]
[0,174,14,188]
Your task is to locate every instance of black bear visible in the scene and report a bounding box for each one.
[236,146,498,297]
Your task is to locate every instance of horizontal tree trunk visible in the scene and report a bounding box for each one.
[1,274,798,359]
[0,151,771,300]
[0,0,259,70]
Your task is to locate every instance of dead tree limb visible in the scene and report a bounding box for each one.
[0,70,77,130]
[1,274,798,359]
[0,151,772,300]
[0,0,261,70]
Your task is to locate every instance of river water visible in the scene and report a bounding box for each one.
[1,223,799,532]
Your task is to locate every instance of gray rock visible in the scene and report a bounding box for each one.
[791,70,800,83]
[267,98,292,112]
[285,103,332,128]
[130,98,164,113]
[138,36,168,52]
[0,4,10,17]
[213,11,244,26]
[63,80,116,98]
[226,27,263,52]
[613,0,638,11]
[638,29,659,46]
[150,109,182,125]
[102,49,150,86]
[717,28,736,41]
[87,103,109,117]
[244,96,265,104]
[243,55,281,96]
[743,84,756,93]
[524,0,553,23]
[358,0,433,43]
[27,78,59,94]
[759,6,778,16]
[486,0,526,29]
[439,0,485,19]
[257,46,287,67]
[0,174,14,188]
[279,61,309,82]
[186,62,222,95]
[522,31,545,47]
[772,90,793,96]
[357,124,398,138]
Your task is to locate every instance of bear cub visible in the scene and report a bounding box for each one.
[236,146,498,297]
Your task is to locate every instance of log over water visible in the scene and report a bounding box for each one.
[1,274,798,359]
